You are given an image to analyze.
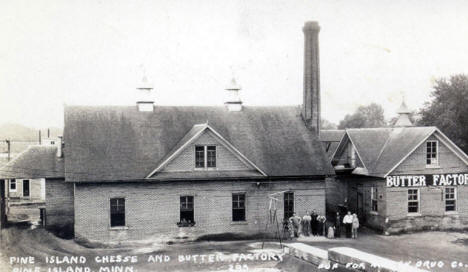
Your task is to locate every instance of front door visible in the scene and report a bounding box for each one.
[23,180,30,198]
[357,192,363,217]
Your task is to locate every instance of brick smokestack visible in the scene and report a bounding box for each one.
[302,21,321,135]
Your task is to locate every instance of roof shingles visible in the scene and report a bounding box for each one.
[64,106,333,182]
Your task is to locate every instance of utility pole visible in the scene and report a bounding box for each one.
[38,130,41,145]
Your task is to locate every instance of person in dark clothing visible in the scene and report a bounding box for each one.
[335,212,341,238]
[310,210,318,236]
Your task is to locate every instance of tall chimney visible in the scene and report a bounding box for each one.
[302,21,321,135]
[57,136,63,158]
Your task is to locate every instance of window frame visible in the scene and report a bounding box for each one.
[426,140,439,167]
[444,187,457,212]
[284,191,294,220]
[180,195,195,225]
[9,179,17,192]
[407,189,420,214]
[110,197,126,228]
[232,193,246,222]
[370,186,378,213]
[194,145,217,169]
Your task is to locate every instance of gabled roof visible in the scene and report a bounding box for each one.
[333,126,453,177]
[146,123,266,177]
[64,105,334,182]
[0,146,64,179]
[319,130,345,142]
[319,130,345,160]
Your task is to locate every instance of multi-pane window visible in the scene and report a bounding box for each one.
[408,189,419,213]
[232,193,246,221]
[445,187,456,212]
[9,179,16,191]
[371,187,378,212]
[195,146,205,168]
[180,196,194,223]
[207,146,216,167]
[284,192,294,220]
[426,140,438,166]
[110,198,125,227]
[195,145,216,169]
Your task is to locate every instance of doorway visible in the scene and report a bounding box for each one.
[357,192,363,217]
[23,180,30,198]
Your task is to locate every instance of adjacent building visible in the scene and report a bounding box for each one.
[327,104,468,234]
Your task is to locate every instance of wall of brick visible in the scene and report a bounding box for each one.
[45,178,74,230]
[385,185,468,233]
[74,179,326,243]
[162,130,253,172]
[392,135,468,175]
[325,177,347,214]
[345,178,387,231]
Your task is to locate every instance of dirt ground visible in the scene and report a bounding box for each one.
[1,225,468,272]
[299,228,468,272]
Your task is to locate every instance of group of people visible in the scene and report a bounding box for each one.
[286,210,360,239]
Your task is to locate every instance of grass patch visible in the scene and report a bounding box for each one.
[196,232,269,242]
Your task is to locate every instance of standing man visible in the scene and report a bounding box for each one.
[302,211,311,236]
[343,211,353,238]
[289,212,302,238]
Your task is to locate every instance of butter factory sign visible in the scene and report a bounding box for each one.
[386,173,468,187]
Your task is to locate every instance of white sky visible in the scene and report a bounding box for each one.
[1,0,468,128]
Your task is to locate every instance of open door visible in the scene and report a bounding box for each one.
[23,180,30,198]
[357,192,363,218]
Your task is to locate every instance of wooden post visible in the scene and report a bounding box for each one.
[0,179,6,228]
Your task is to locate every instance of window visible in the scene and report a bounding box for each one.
[110,198,125,227]
[180,196,194,224]
[284,192,294,220]
[195,146,205,168]
[9,179,16,192]
[445,187,456,212]
[408,189,419,213]
[426,140,438,166]
[371,187,378,212]
[194,145,216,169]
[207,146,216,168]
[232,193,246,221]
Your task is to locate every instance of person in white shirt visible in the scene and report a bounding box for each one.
[342,211,353,238]
[302,211,312,236]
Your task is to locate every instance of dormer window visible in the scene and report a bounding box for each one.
[426,140,438,166]
[195,145,217,169]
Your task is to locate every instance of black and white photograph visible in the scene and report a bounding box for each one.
[1,1,468,271]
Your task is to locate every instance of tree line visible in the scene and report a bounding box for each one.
[323,74,468,153]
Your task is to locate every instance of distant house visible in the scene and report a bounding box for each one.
[0,145,70,231]
[329,103,468,234]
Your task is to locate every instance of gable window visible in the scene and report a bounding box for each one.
[9,179,16,192]
[194,145,216,169]
[180,196,194,224]
[371,187,378,212]
[110,198,125,227]
[445,187,456,212]
[426,140,438,166]
[232,193,246,221]
[284,192,294,220]
[408,189,419,213]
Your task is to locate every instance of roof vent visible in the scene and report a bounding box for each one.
[136,76,154,112]
[224,78,242,112]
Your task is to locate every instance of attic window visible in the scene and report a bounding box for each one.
[195,145,216,169]
[426,140,438,166]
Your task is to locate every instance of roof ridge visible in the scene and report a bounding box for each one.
[372,127,397,170]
